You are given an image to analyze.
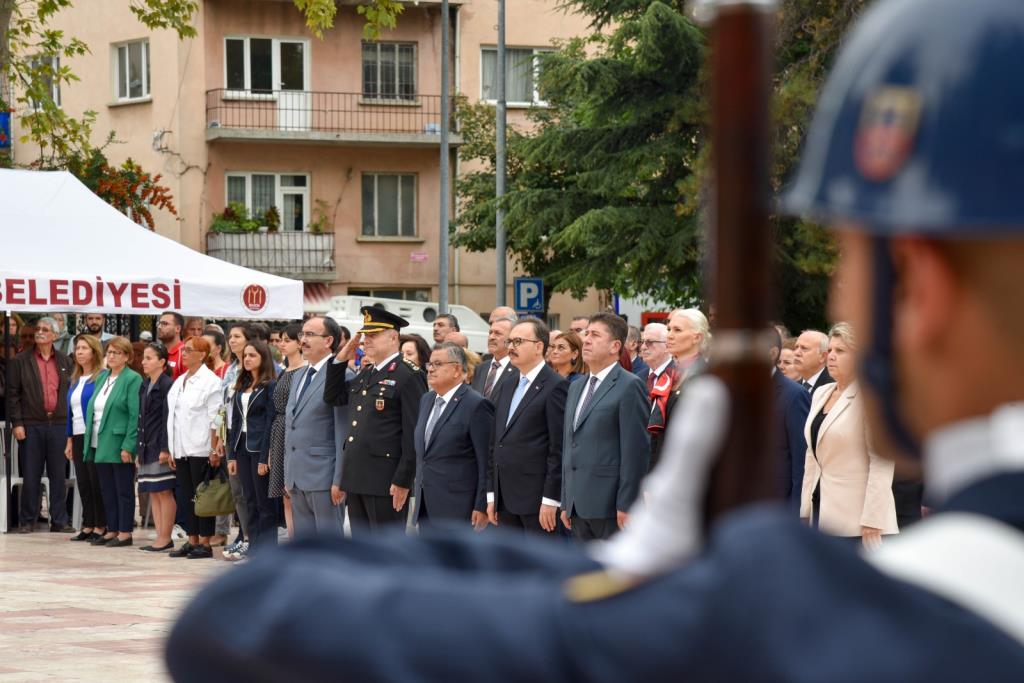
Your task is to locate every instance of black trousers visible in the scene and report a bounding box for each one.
[71,435,106,529]
[570,515,617,541]
[234,448,277,551]
[175,458,216,538]
[347,493,405,536]
[498,509,545,534]
[96,462,136,533]
[19,423,68,527]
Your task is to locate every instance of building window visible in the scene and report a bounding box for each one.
[361,173,416,237]
[362,42,416,101]
[225,37,308,94]
[29,56,61,110]
[225,172,310,231]
[481,47,550,105]
[113,40,150,101]
[349,289,430,302]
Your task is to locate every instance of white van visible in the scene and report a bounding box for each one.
[324,295,490,353]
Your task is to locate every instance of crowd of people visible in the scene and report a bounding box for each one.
[2,301,922,556]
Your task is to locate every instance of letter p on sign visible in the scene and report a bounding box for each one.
[514,277,544,314]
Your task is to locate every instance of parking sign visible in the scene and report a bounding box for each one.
[514,277,544,314]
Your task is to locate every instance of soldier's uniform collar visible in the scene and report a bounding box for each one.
[925,403,1024,505]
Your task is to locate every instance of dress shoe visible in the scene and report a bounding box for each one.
[140,542,174,552]
[105,537,133,547]
[17,525,33,534]
[50,523,75,533]
[69,531,92,541]
[186,545,213,559]
[169,542,195,558]
[90,535,116,546]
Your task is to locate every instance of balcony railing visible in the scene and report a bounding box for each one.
[206,231,336,281]
[205,89,456,141]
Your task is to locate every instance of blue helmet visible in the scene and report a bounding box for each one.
[783,0,1024,235]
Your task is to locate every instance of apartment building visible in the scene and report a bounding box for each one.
[10,0,602,326]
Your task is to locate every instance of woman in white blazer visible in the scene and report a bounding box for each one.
[800,323,897,547]
[165,336,224,559]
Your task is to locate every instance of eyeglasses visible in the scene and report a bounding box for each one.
[504,337,541,348]
[298,332,329,340]
[640,339,666,347]
[425,361,459,370]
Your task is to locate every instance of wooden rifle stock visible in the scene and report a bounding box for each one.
[701,1,778,528]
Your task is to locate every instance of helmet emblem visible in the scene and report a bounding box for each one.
[854,86,921,182]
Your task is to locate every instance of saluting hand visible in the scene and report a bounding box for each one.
[335,334,361,364]
[390,484,410,512]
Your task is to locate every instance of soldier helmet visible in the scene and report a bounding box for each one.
[783,0,1024,236]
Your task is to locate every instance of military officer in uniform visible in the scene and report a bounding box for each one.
[168,1,1024,679]
[322,306,427,535]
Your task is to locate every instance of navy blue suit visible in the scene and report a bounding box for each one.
[630,355,649,379]
[166,473,1024,682]
[773,370,811,512]
[412,384,494,525]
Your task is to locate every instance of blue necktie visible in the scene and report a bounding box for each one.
[424,395,446,446]
[295,366,317,408]
[506,376,530,427]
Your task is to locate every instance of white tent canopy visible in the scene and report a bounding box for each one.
[0,169,303,318]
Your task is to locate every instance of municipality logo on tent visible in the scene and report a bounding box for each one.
[242,284,268,314]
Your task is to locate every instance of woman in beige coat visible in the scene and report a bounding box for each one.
[800,323,897,547]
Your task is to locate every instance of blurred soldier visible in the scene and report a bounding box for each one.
[324,306,427,535]
[168,1,1024,679]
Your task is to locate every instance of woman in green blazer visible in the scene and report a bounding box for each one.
[84,337,143,547]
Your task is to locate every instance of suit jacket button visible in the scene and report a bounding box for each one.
[572,466,577,471]
[386,453,390,458]
[291,446,296,451]
[362,390,367,396]
[357,406,362,411]
[352,420,358,427]
[498,444,503,448]
[348,436,354,442]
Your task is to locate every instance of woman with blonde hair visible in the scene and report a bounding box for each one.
[64,334,107,541]
[800,322,897,548]
[166,336,224,559]
[84,337,143,547]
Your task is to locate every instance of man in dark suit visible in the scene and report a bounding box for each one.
[770,328,811,512]
[470,315,516,399]
[793,329,833,393]
[7,316,74,533]
[412,343,492,530]
[561,313,650,540]
[325,306,428,535]
[487,317,568,534]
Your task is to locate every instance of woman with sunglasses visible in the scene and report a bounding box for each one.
[166,336,224,559]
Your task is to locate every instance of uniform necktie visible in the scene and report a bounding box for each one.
[424,395,446,446]
[506,376,530,427]
[483,360,501,396]
[574,375,599,430]
[296,366,317,407]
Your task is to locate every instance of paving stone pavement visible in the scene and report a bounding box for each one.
[0,530,229,682]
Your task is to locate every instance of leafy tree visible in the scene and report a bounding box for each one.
[453,0,866,332]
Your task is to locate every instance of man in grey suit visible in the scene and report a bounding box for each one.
[560,312,650,541]
[284,315,347,537]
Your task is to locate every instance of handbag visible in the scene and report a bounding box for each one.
[193,466,235,517]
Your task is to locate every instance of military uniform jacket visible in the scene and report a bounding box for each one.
[324,355,427,495]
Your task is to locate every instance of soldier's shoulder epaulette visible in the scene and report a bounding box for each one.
[402,357,421,372]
